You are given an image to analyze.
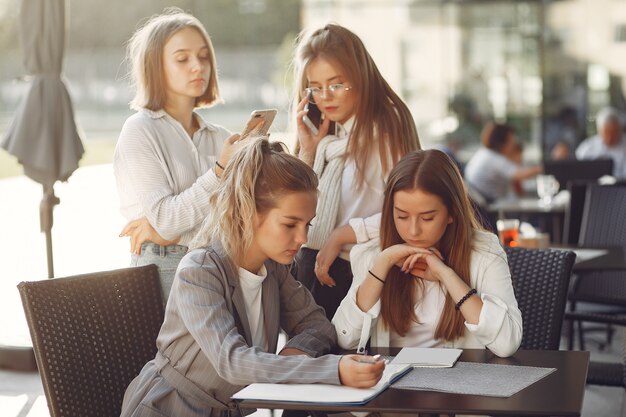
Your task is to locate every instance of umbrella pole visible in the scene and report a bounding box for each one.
[40,185,60,278]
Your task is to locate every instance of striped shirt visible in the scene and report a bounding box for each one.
[113,108,231,245]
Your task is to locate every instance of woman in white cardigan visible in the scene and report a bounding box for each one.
[290,24,420,320]
[332,149,522,357]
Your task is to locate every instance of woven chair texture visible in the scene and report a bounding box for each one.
[562,184,626,387]
[18,264,164,417]
[566,184,626,350]
[505,247,576,350]
[578,184,626,247]
[562,180,589,245]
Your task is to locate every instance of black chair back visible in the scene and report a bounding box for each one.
[562,180,589,245]
[579,184,626,247]
[544,158,613,191]
[18,265,164,417]
[567,184,626,308]
[505,247,576,350]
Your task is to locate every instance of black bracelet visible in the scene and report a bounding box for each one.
[215,160,225,171]
[368,270,385,285]
[455,288,477,311]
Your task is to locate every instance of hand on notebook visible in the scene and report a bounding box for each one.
[338,354,385,388]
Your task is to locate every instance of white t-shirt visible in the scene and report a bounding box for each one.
[238,265,268,351]
[575,134,626,178]
[389,280,446,348]
[464,147,518,201]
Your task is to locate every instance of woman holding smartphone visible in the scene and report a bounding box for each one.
[114,9,251,303]
[292,23,421,320]
[333,149,522,357]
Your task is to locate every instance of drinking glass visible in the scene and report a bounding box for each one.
[537,175,560,206]
[496,219,520,247]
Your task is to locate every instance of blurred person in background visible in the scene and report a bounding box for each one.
[550,141,572,160]
[576,106,626,178]
[464,122,542,202]
[544,106,579,160]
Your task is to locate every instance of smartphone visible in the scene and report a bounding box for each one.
[241,109,278,139]
[302,91,322,135]
[302,101,320,136]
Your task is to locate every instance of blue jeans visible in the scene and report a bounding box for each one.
[131,242,188,305]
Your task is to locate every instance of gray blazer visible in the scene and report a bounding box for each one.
[120,244,341,417]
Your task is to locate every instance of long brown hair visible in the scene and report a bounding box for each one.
[380,149,482,341]
[292,23,420,185]
[191,139,318,265]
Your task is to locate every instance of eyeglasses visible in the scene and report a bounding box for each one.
[304,83,352,102]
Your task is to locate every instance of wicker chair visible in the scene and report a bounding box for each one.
[561,180,590,245]
[18,264,164,417]
[583,328,626,392]
[565,184,626,351]
[505,247,576,350]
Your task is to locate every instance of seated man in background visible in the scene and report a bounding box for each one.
[576,106,626,178]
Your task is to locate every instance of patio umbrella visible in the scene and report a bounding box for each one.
[1,0,84,278]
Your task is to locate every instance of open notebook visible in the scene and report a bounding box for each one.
[231,362,412,405]
[390,347,462,368]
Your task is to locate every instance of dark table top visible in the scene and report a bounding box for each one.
[236,349,590,416]
[551,245,626,271]
[488,197,567,214]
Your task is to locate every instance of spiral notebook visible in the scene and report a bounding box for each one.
[231,363,412,405]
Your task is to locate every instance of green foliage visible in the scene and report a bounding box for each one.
[65,0,300,49]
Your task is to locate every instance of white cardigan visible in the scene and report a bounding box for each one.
[332,230,523,358]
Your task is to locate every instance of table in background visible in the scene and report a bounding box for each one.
[551,245,626,272]
[488,198,567,244]
[237,349,590,417]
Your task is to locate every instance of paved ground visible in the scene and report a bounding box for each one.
[0,164,623,416]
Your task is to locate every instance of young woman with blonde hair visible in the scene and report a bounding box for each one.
[291,23,421,320]
[114,8,251,303]
[333,149,522,357]
[120,139,385,417]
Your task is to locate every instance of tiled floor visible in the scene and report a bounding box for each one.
[0,166,624,417]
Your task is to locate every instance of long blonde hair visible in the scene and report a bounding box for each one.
[126,7,220,111]
[379,149,482,341]
[292,23,420,185]
[191,139,318,265]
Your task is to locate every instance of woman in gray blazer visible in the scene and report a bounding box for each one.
[120,139,384,417]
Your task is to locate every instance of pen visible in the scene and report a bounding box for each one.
[353,354,382,364]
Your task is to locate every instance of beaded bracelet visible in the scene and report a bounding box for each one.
[368,270,385,285]
[455,288,477,311]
